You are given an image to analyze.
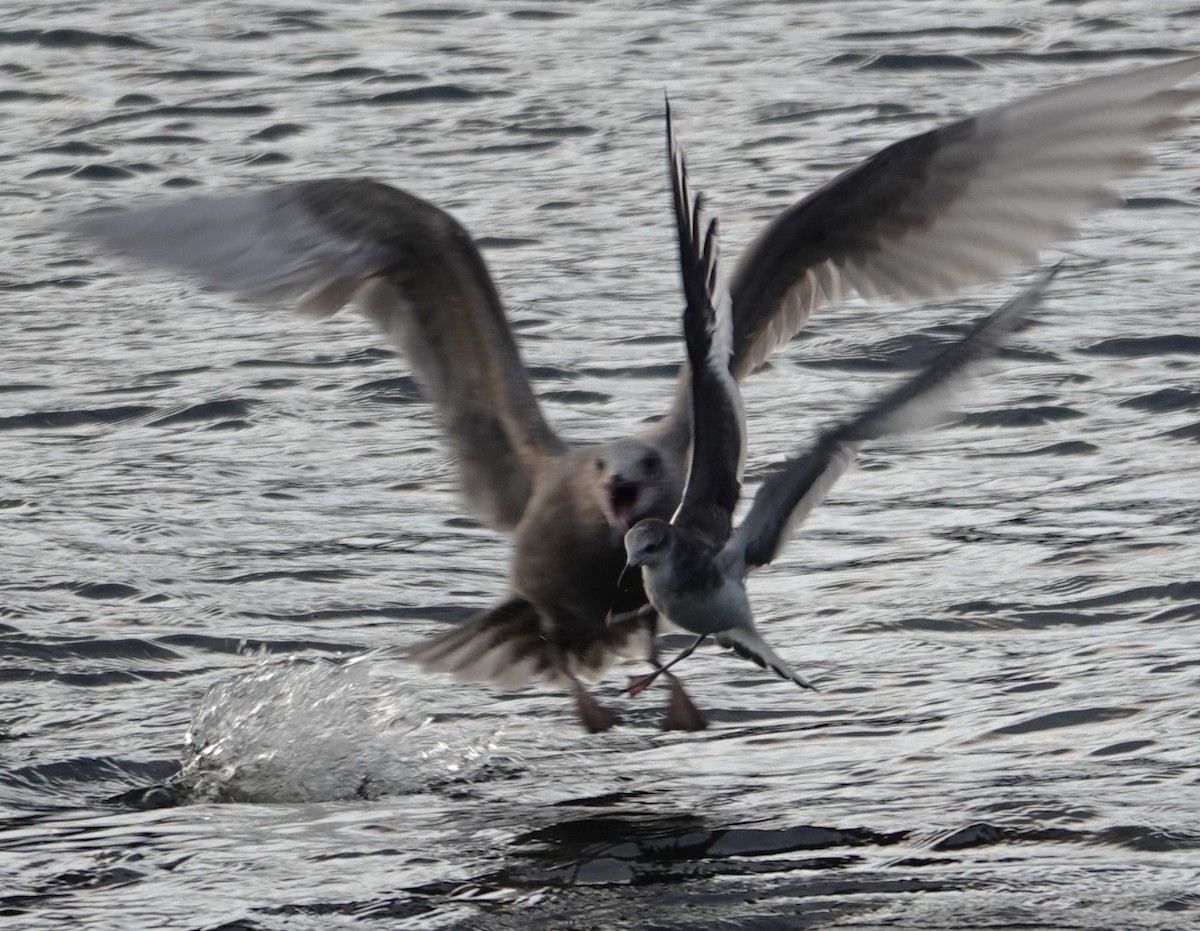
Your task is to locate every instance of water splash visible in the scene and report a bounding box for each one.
[178,654,503,803]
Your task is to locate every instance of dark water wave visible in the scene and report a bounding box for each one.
[150,397,255,427]
[358,84,499,106]
[0,404,157,430]
[1081,334,1200,357]
[0,28,155,50]
[1119,386,1200,411]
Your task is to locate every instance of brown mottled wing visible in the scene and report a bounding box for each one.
[728,57,1199,380]
[730,265,1058,571]
[72,178,565,530]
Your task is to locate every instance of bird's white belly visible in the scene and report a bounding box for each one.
[645,568,751,636]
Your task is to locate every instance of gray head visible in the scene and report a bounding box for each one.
[591,438,682,535]
[623,517,676,571]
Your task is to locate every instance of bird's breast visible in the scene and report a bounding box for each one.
[646,559,750,637]
[511,459,641,622]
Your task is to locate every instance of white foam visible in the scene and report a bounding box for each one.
[180,653,504,803]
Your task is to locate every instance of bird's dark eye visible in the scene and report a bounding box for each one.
[641,453,661,478]
[594,456,605,472]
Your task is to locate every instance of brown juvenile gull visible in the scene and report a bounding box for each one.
[69,58,1198,731]
[623,168,1059,724]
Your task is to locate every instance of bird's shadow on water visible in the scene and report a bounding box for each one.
[88,746,1141,929]
[259,798,963,929]
[106,772,188,810]
[97,763,942,907]
[494,808,908,885]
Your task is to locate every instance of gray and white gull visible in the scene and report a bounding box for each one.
[70,58,1198,731]
[623,124,1060,725]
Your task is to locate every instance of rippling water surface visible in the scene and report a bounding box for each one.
[3,1,1200,928]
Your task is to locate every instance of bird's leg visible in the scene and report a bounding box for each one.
[644,607,661,662]
[571,678,621,733]
[626,609,665,693]
[607,603,666,693]
[606,602,657,629]
[634,610,706,728]
[626,634,708,696]
[660,672,708,731]
[547,639,621,734]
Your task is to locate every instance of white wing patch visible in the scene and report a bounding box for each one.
[74,188,391,304]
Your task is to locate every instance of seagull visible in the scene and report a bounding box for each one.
[623,134,1059,724]
[69,58,1197,731]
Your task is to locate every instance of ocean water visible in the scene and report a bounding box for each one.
[2,1,1199,928]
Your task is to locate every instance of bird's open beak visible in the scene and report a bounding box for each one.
[606,479,640,537]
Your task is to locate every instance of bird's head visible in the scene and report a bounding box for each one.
[622,518,675,574]
[592,439,680,538]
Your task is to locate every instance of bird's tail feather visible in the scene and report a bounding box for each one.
[715,626,815,690]
[406,598,650,689]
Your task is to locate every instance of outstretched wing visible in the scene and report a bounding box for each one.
[728,56,1200,379]
[71,178,566,530]
[649,57,1198,448]
[730,265,1059,570]
[666,100,744,545]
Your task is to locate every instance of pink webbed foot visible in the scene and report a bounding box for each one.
[660,674,708,731]
[625,669,663,697]
[572,682,620,733]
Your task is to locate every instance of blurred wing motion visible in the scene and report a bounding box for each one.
[74,178,565,530]
[69,57,1200,528]
[731,265,1060,570]
[728,57,1200,379]
[407,597,651,689]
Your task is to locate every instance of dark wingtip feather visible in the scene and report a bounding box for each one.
[842,261,1063,445]
[665,100,724,373]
